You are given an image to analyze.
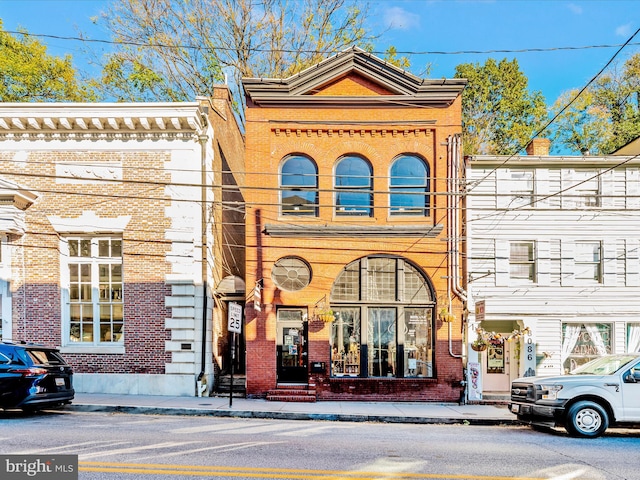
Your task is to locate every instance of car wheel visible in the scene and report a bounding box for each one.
[565,401,609,438]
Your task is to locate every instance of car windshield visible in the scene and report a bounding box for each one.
[570,354,638,375]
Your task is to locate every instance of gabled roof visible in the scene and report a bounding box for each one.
[243,46,466,108]
[613,136,640,155]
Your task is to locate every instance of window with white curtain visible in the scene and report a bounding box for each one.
[627,323,640,353]
[561,322,611,373]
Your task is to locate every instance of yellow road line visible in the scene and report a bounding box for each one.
[79,461,546,480]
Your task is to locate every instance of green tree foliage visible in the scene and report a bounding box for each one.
[549,89,613,155]
[454,58,548,156]
[590,53,640,153]
[550,53,640,155]
[0,21,91,102]
[94,0,375,109]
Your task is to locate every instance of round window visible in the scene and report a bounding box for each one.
[271,257,312,292]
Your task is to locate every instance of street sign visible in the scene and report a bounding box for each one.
[228,302,243,333]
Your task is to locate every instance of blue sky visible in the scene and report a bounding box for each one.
[0,0,638,106]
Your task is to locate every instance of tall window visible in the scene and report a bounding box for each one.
[390,155,429,215]
[575,242,602,283]
[66,237,123,344]
[510,242,536,282]
[329,256,434,378]
[280,155,318,216]
[335,156,372,216]
[510,169,534,206]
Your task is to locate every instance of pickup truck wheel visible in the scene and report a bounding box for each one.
[565,401,609,438]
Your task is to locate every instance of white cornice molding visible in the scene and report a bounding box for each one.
[0,102,207,139]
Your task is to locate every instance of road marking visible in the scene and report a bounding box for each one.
[80,441,201,459]
[169,421,266,434]
[126,441,286,462]
[79,461,548,479]
[16,440,125,455]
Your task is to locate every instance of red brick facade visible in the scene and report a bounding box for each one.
[243,49,467,401]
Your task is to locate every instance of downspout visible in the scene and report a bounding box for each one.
[196,107,210,397]
[447,137,467,354]
[448,134,469,403]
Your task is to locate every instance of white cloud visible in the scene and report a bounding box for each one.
[567,3,583,14]
[615,23,633,37]
[384,6,420,31]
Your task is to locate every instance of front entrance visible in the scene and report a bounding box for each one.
[276,308,308,383]
[482,340,512,393]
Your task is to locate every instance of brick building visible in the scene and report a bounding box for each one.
[0,88,244,397]
[242,47,468,401]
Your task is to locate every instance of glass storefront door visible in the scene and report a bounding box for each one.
[276,308,308,383]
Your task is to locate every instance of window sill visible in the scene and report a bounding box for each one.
[60,345,125,355]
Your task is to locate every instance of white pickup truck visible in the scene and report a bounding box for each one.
[509,353,640,437]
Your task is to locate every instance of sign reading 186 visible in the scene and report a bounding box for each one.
[228,302,243,334]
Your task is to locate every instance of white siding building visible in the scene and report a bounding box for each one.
[465,139,640,401]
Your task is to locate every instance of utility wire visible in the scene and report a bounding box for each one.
[4,29,639,57]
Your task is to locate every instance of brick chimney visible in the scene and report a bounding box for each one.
[526,138,550,156]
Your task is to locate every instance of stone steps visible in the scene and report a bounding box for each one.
[266,384,317,402]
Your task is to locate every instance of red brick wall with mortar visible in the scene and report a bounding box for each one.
[243,73,465,401]
[1,149,174,374]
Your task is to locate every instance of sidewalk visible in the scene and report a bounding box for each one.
[69,393,517,426]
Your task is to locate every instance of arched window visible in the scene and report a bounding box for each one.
[335,156,372,216]
[280,155,318,216]
[328,256,434,379]
[390,155,429,216]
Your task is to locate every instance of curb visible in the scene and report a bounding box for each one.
[67,404,519,426]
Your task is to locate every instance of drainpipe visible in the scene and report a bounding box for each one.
[447,134,468,403]
[196,106,210,397]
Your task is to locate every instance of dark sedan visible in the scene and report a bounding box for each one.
[0,341,74,411]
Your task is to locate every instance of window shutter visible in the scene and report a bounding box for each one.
[602,240,616,286]
[495,240,510,287]
[560,239,575,287]
[626,239,640,287]
[537,240,550,286]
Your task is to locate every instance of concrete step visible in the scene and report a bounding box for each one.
[266,385,317,402]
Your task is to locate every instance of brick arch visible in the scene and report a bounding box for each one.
[324,139,383,166]
[270,140,325,165]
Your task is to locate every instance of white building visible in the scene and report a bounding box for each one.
[465,138,640,401]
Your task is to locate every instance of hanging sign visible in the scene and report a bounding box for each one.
[475,300,485,322]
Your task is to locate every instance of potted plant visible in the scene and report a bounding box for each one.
[317,309,335,323]
[471,327,489,352]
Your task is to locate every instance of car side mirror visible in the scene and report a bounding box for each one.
[624,373,637,383]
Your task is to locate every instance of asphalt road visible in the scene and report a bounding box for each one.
[1,409,639,479]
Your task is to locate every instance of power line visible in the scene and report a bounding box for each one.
[4,29,639,57]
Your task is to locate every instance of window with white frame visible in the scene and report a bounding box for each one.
[510,169,534,206]
[65,237,123,344]
[509,242,536,282]
[561,322,611,373]
[628,323,640,353]
[575,241,602,283]
[571,170,600,207]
